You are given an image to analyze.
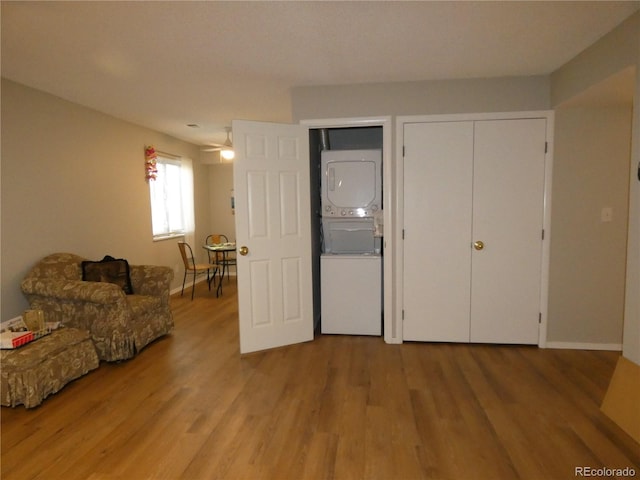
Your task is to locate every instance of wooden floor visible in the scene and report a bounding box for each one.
[2,280,639,480]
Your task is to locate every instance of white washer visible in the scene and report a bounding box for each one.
[321,254,381,335]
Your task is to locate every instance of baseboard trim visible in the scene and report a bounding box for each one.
[546,341,622,351]
[170,273,236,296]
[170,277,207,296]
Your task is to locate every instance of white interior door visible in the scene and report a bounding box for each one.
[470,118,547,344]
[402,121,474,341]
[233,120,314,354]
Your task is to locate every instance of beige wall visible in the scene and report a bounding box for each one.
[551,12,639,107]
[547,106,632,346]
[292,75,550,121]
[206,163,236,242]
[1,79,211,319]
[550,11,639,361]
[291,74,550,347]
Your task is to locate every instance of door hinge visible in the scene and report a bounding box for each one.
[402,145,406,157]
[402,309,405,320]
[545,141,548,154]
[542,229,545,240]
[402,229,405,240]
[539,313,542,324]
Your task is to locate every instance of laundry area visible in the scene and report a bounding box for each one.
[308,127,384,337]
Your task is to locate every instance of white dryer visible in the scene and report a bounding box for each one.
[321,149,382,219]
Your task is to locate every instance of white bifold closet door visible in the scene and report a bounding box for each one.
[403,121,474,342]
[403,118,546,344]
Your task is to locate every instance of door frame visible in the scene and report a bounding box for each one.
[300,116,399,344]
[396,111,555,347]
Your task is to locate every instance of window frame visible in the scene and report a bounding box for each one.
[149,154,187,241]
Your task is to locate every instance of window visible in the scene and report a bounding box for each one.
[149,154,194,240]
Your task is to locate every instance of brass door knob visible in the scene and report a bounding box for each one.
[473,241,484,251]
[239,246,249,256]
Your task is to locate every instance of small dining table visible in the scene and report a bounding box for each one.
[203,243,236,297]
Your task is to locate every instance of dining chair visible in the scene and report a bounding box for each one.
[205,234,237,283]
[178,242,219,300]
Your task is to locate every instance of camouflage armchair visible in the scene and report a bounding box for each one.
[21,253,174,362]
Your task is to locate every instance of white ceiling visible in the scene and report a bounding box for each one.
[2,1,638,146]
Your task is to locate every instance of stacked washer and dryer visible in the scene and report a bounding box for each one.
[320,149,383,336]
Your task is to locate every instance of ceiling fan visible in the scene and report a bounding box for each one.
[201,127,234,160]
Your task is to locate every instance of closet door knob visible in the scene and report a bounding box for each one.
[473,241,484,251]
[239,246,249,256]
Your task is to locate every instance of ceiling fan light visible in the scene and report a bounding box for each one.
[221,148,235,160]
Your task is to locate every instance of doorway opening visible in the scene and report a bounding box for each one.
[308,126,384,334]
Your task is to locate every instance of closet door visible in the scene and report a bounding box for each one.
[402,121,474,342]
[470,119,546,344]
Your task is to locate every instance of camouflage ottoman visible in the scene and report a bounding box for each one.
[1,328,99,408]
